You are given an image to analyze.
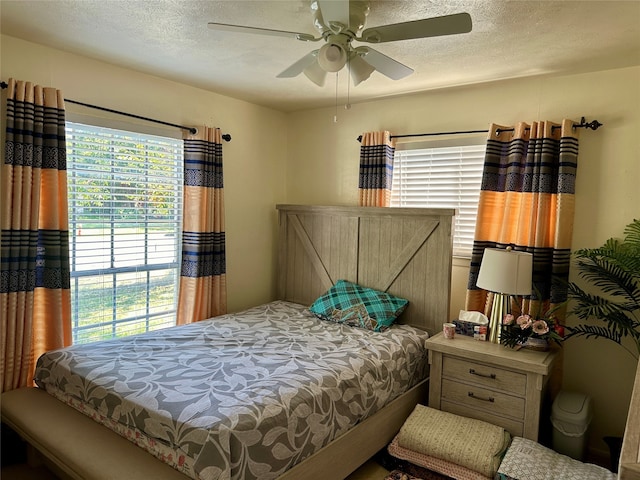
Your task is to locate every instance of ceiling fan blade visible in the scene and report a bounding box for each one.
[357,47,413,80]
[358,12,472,43]
[208,22,320,42]
[317,0,350,33]
[277,51,319,78]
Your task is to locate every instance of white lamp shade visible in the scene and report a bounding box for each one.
[349,54,375,86]
[476,248,533,295]
[318,43,348,72]
[303,61,327,86]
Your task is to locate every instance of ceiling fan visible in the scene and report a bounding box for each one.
[207,0,472,87]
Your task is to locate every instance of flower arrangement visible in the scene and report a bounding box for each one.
[499,305,565,350]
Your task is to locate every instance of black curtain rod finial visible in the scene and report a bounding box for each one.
[577,116,603,131]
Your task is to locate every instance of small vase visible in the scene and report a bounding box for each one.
[522,337,549,351]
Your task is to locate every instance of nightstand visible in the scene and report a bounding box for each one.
[425,332,560,442]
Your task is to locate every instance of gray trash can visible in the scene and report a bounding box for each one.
[551,390,592,460]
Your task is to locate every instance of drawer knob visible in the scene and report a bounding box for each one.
[469,368,496,379]
[468,391,495,403]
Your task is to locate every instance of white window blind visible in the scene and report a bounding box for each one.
[391,143,485,258]
[66,122,183,344]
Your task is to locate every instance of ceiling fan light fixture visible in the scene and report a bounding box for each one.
[303,61,328,87]
[349,54,375,86]
[317,42,348,72]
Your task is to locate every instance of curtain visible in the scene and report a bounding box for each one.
[1,78,71,392]
[466,120,579,319]
[177,126,227,324]
[358,131,395,207]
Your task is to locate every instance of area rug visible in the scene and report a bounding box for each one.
[384,469,453,480]
[385,470,423,480]
[376,450,454,480]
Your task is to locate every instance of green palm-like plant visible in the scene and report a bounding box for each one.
[565,219,640,360]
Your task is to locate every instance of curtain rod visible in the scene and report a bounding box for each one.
[356,117,603,142]
[0,81,231,142]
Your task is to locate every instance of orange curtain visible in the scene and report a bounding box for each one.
[177,126,227,324]
[358,131,395,207]
[466,120,579,318]
[1,78,71,392]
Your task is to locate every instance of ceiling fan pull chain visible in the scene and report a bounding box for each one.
[345,59,351,111]
[333,71,339,123]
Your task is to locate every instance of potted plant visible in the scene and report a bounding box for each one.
[564,218,640,360]
[563,218,639,472]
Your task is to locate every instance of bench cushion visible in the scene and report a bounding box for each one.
[1,387,187,480]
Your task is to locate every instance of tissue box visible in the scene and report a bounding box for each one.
[453,320,487,340]
[454,310,489,341]
[453,319,476,337]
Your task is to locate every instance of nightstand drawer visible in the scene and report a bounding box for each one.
[443,356,527,396]
[441,378,526,420]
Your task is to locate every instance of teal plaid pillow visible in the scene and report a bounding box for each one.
[309,280,409,332]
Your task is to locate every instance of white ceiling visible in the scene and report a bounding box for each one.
[2,0,640,112]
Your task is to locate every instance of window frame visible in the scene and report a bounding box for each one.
[65,116,184,344]
[390,134,486,259]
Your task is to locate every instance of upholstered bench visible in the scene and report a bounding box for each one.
[1,387,187,480]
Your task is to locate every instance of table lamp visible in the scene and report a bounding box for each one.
[476,247,533,343]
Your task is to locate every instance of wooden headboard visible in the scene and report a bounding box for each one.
[276,205,454,336]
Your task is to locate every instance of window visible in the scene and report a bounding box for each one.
[66,122,183,344]
[391,141,485,258]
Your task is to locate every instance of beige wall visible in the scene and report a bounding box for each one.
[1,34,288,312]
[2,32,640,461]
[285,66,640,458]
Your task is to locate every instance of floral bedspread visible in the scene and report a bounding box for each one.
[34,300,429,480]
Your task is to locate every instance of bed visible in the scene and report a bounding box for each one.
[1,204,454,480]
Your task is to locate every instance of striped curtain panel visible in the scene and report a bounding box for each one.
[358,131,395,207]
[1,78,71,392]
[177,126,227,324]
[466,120,579,318]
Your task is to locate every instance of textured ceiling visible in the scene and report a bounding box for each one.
[2,0,640,112]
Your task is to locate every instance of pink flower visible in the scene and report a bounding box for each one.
[532,320,550,335]
[516,314,532,330]
[503,313,514,325]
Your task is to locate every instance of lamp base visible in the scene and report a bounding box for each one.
[488,293,510,344]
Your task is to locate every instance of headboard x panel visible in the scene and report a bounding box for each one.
[276,205,454,336]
